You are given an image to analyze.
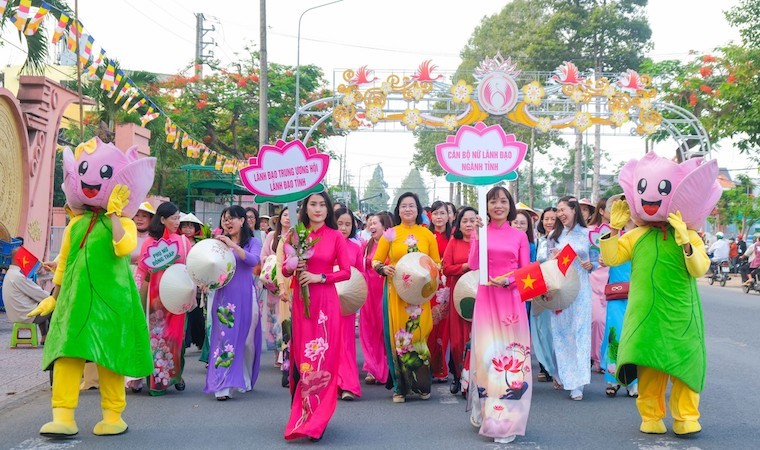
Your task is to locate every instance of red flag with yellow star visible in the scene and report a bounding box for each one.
[14,246,40,277]
[510,262,548,301]
[556,244,577,276]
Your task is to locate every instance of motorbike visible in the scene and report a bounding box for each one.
[742,276,760,294]
[708,259,731,287]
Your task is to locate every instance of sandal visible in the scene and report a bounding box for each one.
[392,393,405,403]
[216,395,230,401]
[365,374,376,385]
[537,372,548,382]
[627,386,639,398]
[605,384,620,397]
[552,379,563,390]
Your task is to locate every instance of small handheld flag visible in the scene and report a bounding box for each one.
[556,244,578,276]
[14,246,40,277]
[509,262,548,301]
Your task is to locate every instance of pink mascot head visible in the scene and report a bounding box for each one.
[62,137,156,218]
[618,152,721,230]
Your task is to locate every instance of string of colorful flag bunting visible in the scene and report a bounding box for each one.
[0,0,245,174]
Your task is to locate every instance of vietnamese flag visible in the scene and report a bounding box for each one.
[510,262,548,301]
[14,246,40,277]
[556,244,577,276]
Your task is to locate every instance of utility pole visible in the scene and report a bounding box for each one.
[195,13,215,78]
[259,0,268,149]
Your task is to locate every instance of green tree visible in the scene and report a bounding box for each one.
[362,165,390,213]
[328,185,358,211]
[715,174,760,235]
[155,51,335,160]
[393,168,429,207]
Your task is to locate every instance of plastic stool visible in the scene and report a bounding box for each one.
[10,322,38,348]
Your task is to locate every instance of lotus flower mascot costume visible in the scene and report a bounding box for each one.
[600,152,721,437]
[28,137,155,438]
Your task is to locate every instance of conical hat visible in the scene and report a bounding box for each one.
[531,259,580,315]
[392,252,439,305]
[159,264,198,314]
[186,239,236,290]
[261,255,280,295]
[337,267,367,316]
[453,270,479,322]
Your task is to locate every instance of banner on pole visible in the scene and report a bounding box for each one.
[239,139,329,205]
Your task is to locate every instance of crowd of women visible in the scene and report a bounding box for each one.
[126,188,638,444]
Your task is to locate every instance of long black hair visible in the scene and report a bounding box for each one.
[393,192,424,225]
[452,206,478,240]
[550,196,586,243]
[271,208,289,252]
[428,200,452,239]
[298,192,337,230]
[536,206,557,237]
[220,205,253,248]
[148,202,180,240]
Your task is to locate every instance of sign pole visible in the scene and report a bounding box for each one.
[477,185,489,285]
[287,201,299,231]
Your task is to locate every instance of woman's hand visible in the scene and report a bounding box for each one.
[475,216,484,229]
[299,271,322,287]
[383,264,396,277]
[215,234,233,247]
[488,275,510,287]
[598,257,607,268]
[461,263,469,273]
[279,290,289,303]
[580,259,593,271]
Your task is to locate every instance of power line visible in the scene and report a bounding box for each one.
[114,0,194,45]
[144,0,195,32]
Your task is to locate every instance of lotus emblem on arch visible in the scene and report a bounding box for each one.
[477,72,518,115]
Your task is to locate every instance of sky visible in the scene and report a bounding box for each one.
[1,0,751,203]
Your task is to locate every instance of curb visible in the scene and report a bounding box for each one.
[0,380,49,414]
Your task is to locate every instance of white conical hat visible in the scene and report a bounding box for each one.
[392,252,439,306]
[179,212,204,226]
[185,239,236,290]
[337,267,368,316]
[159,264,197,314]
[453,269,479,322]
[531,259,580,315]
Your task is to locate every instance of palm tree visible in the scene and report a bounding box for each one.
[1,1,73,74]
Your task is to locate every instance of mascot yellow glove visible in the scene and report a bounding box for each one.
[667,211,690,246]
[106,184,131,216]
[28,295,56,317]
[610,199,631,230]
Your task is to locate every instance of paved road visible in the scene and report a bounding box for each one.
[1,284,759,449]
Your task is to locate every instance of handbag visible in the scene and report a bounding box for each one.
[604,282,629,300]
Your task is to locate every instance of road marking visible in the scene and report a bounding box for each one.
[11,438,81,449]
[437,385,459,404]
[709,336,748,348]
[632,436,702,450]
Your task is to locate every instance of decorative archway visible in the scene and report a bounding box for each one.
[283,54,710,161]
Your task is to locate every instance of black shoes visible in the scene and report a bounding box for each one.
[450,378,461,394]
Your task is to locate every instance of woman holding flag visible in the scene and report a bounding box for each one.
[466,186,532,444]
[548,196,596,401]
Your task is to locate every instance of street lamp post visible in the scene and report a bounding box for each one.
[295,0,343,140]
[357,162,379,213]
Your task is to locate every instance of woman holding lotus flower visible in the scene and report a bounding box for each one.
[283,192,351,442]
[371,192,441,403]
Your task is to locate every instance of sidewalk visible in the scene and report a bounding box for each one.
[0,313,50,412]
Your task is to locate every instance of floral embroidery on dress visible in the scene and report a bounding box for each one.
[491,342,531,400]
[294,310,332,430]
[149,309,176,386]
[405,234,419,253]
[216,303,236,328]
